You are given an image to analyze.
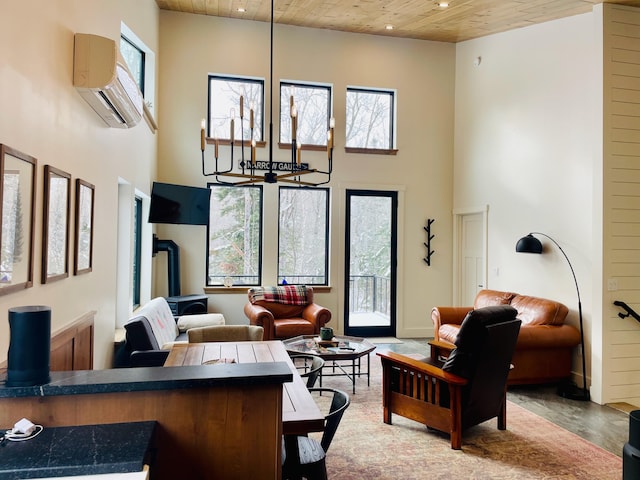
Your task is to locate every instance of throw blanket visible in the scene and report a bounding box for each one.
[249,285,310,306]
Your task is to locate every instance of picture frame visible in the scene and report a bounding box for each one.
[42,165,71,283]
[0,144,37,295]
[74,179,94,275]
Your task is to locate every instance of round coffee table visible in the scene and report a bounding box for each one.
[282,335,376,393]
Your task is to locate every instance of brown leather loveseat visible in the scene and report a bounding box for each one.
[244,285,331,340]
[432,289,581,385]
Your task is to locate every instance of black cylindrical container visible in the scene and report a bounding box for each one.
[629,410,640,448]
[6,306,51,387]
[624,410,640,480]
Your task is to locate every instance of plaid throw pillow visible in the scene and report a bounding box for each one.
[249,286,310,306]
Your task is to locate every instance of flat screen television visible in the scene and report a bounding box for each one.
[148,182,211,225]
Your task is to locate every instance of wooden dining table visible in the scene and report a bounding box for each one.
[165,340,325,436]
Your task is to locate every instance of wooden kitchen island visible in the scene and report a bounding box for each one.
[0,348,293,479]
[165,340,325,435]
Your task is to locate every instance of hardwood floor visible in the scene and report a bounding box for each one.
[376,338,631,457]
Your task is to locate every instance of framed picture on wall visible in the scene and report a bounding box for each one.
[74,178,94,275]
[0,144,37,295]
[42,165,71,283]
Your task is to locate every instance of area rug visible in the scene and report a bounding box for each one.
[315,354,623,480]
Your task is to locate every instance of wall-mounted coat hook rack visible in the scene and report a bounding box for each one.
[614,300,640,323]
[423,219,435,266]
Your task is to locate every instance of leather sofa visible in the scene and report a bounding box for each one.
[431,289,581,385]
[244,286,331,340]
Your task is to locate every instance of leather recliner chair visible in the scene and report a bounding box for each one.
[379,305,522,449]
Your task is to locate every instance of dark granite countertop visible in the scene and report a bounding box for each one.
[0,421,156,479]
[0,363,292,398]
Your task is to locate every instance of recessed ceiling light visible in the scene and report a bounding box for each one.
[237,7,246,13]
[439,1,449,7]
[385,24,394,30]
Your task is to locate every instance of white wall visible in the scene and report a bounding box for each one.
[0,0,159,368]
[156,12,456,337]
[455,14,599,397]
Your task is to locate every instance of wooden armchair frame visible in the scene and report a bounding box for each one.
[377,316,520,450]
[378,351,472,449]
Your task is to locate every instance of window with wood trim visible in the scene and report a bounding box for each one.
[346,87,395,150]
[208,75,264,143]
[280,82,332,146]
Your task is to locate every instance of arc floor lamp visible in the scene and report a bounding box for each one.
[515,233,590,401]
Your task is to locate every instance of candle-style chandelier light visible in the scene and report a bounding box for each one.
[200,0,334,186]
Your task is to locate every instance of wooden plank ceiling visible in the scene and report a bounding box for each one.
[156,0,640,43]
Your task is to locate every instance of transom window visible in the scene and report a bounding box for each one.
[120,36,145,96]
[119,23,156,118]
[278,187,329,285]
[346,87,395,150]
[280,82,332,146]
[207,185,263,287]
[208,75,264,143]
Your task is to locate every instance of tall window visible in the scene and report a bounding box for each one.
[278,187,329,285]
[346,87,395,149]
[208,76,264,143]
[132,196,142,308]
[280,82,332,146]
[120,36,145,95]
[207,185,263,286]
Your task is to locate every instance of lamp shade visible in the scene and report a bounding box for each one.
[514,231,589,401]
[516,234,543,254]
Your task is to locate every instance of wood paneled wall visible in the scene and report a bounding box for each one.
[50,311,95,371]
[0,311,94,371]
[603,4,640,404]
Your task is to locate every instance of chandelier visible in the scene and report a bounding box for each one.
[200,0,334,186]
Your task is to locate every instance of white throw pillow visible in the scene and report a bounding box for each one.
[177,313,226,333]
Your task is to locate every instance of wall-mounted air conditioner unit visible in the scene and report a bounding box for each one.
[73,33,143,129]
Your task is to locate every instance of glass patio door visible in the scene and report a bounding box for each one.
[344,190,397,337]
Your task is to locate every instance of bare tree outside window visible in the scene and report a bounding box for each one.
[348,194,393,318]
[349,196,392,279]
[346,88,394,149]
[209,76,264,143]
[278,187,329,285]
[207,185,262,286]
[280,82,332,146]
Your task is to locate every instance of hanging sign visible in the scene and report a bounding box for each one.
[247,161,310,172]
